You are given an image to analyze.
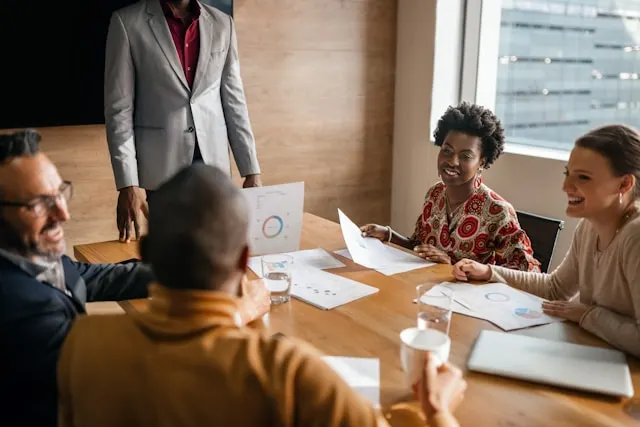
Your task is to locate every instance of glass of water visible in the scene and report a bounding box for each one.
[261,254,294,304]
[416,284,453,335]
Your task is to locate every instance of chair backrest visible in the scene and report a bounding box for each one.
[515,210,564,273]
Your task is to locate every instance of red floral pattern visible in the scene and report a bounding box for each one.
[411,180,541,272]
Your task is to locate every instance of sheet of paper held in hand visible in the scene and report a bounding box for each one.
[336,209,434,273]
[322,356,380,407]
[334,247,434,276]
[249,249,378,310]
[242,182,304,256]
[421,282,564,331]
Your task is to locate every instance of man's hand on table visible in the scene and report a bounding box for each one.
[242,174,262,188]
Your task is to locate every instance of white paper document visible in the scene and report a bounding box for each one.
[243,182,304,256]
[335,246,434,276]
[249,256,378,310]
[322,356,380,407]
[290,265,379,309]
[337,209,390,269]
[284,248,345,270]
[248,248,345,276]
[421,282,563,331]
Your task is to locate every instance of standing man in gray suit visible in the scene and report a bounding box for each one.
[104,0,261,242]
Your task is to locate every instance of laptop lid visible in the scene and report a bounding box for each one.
[467,330,634,397]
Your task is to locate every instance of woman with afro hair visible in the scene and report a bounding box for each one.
[362,102,540,272]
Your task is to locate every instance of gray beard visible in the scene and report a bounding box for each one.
[0,218,64,262]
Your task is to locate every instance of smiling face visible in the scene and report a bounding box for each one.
[562,146,634,219]
[0,153,70,259]
[437,131,485,187]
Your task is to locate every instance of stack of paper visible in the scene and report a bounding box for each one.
[322,356,380,407]
[421,282,563,331]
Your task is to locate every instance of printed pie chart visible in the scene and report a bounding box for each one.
[485,292,510,302]
[514,307,543,319]
[262,215,284,238]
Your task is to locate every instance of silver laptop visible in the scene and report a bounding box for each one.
[467,330,634,397]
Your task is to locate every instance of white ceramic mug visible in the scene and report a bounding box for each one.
[400,327,451,387]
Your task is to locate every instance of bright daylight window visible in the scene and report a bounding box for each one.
[466,0,640,153]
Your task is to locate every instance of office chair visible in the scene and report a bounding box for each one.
[516,210,564,273]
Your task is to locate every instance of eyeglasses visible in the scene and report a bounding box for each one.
[0,181,73,217]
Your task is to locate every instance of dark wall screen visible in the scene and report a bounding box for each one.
[0,0,232,130]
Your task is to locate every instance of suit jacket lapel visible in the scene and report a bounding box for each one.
[146,0,190,92]
[192,8,214,97]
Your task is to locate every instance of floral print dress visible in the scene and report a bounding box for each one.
[411,178,541,272]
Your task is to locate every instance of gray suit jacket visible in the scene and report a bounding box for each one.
[104,0,260,190]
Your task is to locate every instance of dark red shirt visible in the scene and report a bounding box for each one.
[160,0,201,88]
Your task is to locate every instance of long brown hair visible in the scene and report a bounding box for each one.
[575,124,640,197]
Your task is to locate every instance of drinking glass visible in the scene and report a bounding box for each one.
[416,284,453,335]
[261,254,294,304]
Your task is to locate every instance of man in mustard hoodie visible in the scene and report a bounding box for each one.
[57,164,465,427]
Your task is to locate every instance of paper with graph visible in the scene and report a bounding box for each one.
[421,282,563,331]
[242,182,304,255]
[247,248,345,276]
[249,258,378,310]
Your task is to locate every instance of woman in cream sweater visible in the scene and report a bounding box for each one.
[453,124,640,358]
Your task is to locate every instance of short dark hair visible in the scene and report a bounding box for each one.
[433,102,505,168]
[141,164,249,290]
[0,129,41,165]
[575,124,640,197]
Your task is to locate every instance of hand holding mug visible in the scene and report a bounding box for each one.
[418,353,467,423]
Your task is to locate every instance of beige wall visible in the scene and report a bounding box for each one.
[391,0,438,236]
[233,0,397,226]
[391,0,575,270]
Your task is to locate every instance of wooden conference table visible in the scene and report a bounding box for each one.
[75,213,640,426]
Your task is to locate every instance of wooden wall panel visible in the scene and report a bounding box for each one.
[34,125,119,256]
[1,0,397,256]
[232,0,397,224]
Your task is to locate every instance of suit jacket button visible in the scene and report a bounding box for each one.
[187,127,195,133]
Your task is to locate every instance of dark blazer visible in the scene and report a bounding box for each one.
[0,254,153,427]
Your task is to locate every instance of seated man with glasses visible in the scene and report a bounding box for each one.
[0,129,154,427]
[0,129,266,427]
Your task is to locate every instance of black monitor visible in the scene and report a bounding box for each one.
[0,0,233,130]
